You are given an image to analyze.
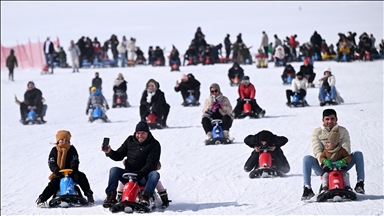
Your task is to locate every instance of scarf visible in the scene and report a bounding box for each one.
[114,79,124,87]
[48,143,71,180]
[146,90,156,103]
[214,92,224,102]
[326,145,342,162]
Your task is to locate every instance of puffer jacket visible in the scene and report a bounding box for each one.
[106,132,161,177]
[48,145,80,176]
[202,95,233,120]
[238,83,255,99]
[86,92,108,109]
[291,78,307,92]
[274,45,285,60]
[312,125,351,161]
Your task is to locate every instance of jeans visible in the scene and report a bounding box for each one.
[302,151,365,187]
[120,53,127,67]
[45,53,54,72]
[319,86,337,101]
[105,167,160,197]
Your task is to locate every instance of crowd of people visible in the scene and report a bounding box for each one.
[6,27,372,210]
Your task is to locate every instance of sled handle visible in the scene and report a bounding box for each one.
[122,173,138,179]
[211,119,222,125]
[60,169,73,176]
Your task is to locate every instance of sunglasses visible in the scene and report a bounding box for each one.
[210,90,218,93]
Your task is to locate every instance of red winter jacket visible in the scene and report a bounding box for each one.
[238,83,256,99]
[290,36,298,48]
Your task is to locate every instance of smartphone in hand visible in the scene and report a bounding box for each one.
[103,137,110,151]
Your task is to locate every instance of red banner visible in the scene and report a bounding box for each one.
[1,37,60,70]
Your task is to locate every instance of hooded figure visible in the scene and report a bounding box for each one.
[243,130,290,175]
[139,79,170,127]
[6,49,18,81]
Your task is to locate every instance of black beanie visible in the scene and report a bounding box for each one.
[135,121,150,133]
[257,130,274,145]
[296,71,304,77]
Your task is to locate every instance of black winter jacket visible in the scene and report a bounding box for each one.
[92,77,102,90]
[24,88,43,106]
[48,145,80,176]
[174,79,200,92]
[300,65,314,76]
[140,88,167,108]
[113,80,127,93]
[107,132,161,177]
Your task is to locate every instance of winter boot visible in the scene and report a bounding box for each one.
[301,186,315,201]
[158,189,170,208]
[206,132,212,140]
[258,109,266,118]
[139,191,150,206]
[354,181,365,194]
[36,195,47,207]
[85,190,94,205]
[223,130,234,141]
[117,191,123,202]
[103,192,117,208]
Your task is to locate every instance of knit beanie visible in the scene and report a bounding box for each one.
[326,127,340,149]
[135,121,150,133]
[56,130,72,143]
[209,83,221,92]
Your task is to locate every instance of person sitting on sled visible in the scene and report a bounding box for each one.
[232,76,265,118]
[112,73,130,108]
[201,83,234,141]
[319,126,352,192]
[86,86,109,120]
[243,130,290,176]
[139,79,170,128]
[281,64,296,84]
[101,121,161,208]
[285,71,308,106]
[174,73,201,106]
[228,62,244,84]
[18,81,46,124]
[36,130,94,207]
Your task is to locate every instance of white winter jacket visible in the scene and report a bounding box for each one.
[68,45,81,59]
[311,125,351,161]
[291,77,307,92]
[260,33,269,47]
[117,41,127,54]
[274,45,285,60]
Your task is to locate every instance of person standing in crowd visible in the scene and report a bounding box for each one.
[260,31,269,58]
[68,40,81,73]
[6,49,18,81]
[43,37,55,73]
[224,34,232,59]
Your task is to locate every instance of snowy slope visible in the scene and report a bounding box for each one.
[1,60,383,215]
[1,1,384,215]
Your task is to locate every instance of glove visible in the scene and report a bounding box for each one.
[335,158,347,168]
[322,166,331,172]
[86,110,89,115]
[322,158,332,168]
[106,105,109,110]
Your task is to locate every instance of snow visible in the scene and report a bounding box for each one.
[1,2,384,215]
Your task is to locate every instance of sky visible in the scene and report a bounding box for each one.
[1,1,383,54]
